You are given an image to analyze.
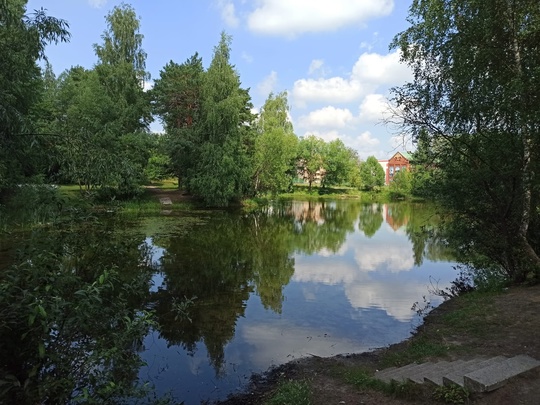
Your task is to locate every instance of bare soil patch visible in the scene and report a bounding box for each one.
[216,284,540,404]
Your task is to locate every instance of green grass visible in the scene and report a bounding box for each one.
[265,380,312,405]
[344,369,425,401]
[146,179,178,189]
[380,337,453,368]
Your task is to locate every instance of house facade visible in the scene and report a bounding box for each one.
[379,152,411,185]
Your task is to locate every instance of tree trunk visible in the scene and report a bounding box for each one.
[507,1,540,277]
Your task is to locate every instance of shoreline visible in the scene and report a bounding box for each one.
[214,285,540,404]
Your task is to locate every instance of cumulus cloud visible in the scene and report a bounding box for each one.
[216,0,240,28]
[257,71,278,97]
[292,50,410,107]
[298,106,353,129]
[352,50,411,85]
[88,0,107,8]
[247,0,394,38]
[292,76,364,107]
[359,94,390,123]
[301,130,341,143]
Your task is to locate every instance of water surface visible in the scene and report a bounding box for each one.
[136,201,457,404]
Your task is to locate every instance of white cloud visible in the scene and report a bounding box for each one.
[302,130,340,143]
[247,0,394,38]
[352,50,411,85]
[292,50,410,107]
[298,106,353,129]
[292,76,364,107]
[216,0,240,28]
[88,0,107,8]
[308,59,325,75]
[257,71,278,97]
[359,94,390,123]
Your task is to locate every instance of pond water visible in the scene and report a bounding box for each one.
[0,200,458,404]
[135,200,458,404]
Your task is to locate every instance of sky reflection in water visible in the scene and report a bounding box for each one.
[138,201,457,404]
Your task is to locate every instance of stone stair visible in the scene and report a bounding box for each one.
[374,355,540,393]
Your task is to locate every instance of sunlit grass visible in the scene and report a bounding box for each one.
[146,178,178,189]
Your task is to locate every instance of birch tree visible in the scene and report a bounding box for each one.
[391,0,540,281]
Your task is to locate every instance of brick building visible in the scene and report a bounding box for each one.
[378,152,411,185]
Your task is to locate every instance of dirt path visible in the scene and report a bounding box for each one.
[144,186,195,203]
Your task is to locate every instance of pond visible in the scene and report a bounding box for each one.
[0,200,458,404]
[136,200,457,404]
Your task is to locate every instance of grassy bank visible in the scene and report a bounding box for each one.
[224,285,540,405]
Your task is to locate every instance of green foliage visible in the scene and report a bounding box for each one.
[433,384,469,404]
[0,184,64,227]
[322,139,357,187]
[188,32,256,206]
[392,0,540,283]
[38,4,154,200]
[253,92,298,195]
[0,216,160,404]
[265,380,311,405]
[389,169,412,199]
[297,135,326,190]
[152,53,204,186]
[359,156,385,191]
[0,1,69,192]
[145,153,172,181]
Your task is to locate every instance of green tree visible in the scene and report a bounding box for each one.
[93,3,151,133]
[253,92,298,195]
[51,4,152,198]
[389,169,413,199]
[391,0,540,282]
[297,135,326,190]
[189,32,256,206]
[152,53,205,186]
[0,0,69,193]
[409,129,438,198]
[322,139,356,187]
[359,156,385,191]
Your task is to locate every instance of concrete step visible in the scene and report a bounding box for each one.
[423,360,468,386]
[374,355,540,394]
[375,363,425,383]
[443,357,506,387]
[464,355,540,392]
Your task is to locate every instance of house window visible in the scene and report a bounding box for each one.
[389,167,394,175]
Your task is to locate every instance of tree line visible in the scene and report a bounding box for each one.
[1,1,393,208]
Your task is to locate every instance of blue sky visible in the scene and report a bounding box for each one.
[27,0,414,159]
